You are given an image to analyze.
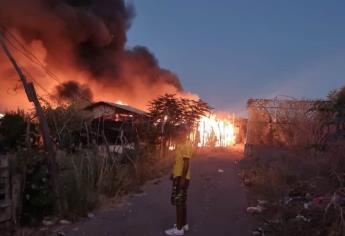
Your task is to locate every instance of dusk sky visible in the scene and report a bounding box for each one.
[127,0,345,115]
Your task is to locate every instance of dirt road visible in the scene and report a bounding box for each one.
[59,150,254,236]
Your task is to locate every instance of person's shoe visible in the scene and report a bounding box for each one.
[165,226,184,235]
[174,224,189,232]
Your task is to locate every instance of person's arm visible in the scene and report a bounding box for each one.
[179,158,190,188]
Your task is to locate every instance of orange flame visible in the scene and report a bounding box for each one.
[198,114,236,147]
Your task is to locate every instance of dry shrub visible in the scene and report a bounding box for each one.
[241,148,333,198]
[247,99,319,148]
[55,148,173,219]
[57,150,101,218]
[135,150,174,184]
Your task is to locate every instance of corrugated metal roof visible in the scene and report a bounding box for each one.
[84,101,148,116]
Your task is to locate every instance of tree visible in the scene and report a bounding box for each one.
[147,94,212,148]
[328,86,345,105]
[0,110,29,152]
[313,86,345,146]
[328,86,345,140]
[44,102,90,151]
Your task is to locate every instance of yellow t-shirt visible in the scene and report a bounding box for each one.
[172,140,193,179]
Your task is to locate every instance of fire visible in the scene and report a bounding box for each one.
[0,0,194,112]
[116,100,127,105]
[197,114,236,147]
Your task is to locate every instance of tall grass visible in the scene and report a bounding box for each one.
[55,148,173,219]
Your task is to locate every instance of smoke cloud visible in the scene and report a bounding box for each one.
[53,81,93,103]
[0,0,187,111]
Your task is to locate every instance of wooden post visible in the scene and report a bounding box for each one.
[0,32,55,156]
[0,31,59,210]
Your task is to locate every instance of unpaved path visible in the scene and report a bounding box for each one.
[59,150,254,236]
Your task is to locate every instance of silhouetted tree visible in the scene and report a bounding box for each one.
[0,110,29,152]
[147,94,212,149]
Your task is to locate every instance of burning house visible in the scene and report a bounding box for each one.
[84,101,147,121]
[83,101,148,155]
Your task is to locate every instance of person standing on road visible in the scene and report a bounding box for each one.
[165,129,193,236]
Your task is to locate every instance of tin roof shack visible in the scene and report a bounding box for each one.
[84,102,148,156]
[85,102,147,121]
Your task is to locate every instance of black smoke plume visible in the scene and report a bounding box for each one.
[53,81,93,102]
[0,0,183,104]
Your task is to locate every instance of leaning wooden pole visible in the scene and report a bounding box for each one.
[0,31,60,208]
[0,32,55,156]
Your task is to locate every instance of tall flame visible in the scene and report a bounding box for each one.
[198,115,236,147]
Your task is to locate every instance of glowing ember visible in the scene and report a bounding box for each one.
[198,115,236,147]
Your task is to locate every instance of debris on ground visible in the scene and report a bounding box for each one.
[218,169,224,173]
[42,217,57,226]
[312,196,330,208]
[56,231,66,236]
[295,214,310,223]
[87,213,96,219]
[252,227,265,236]
[246,205,265,214]
[239,154,345,235]
[257,200,268,206]
[243,178,252,186]
[59,220,71,225]
[42,220,54,226]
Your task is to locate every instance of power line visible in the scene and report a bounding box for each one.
[1,30,62,84]
[22,67,56,99]
[0,27,59,82]
[0,26,93,103]
[1,25,47,68]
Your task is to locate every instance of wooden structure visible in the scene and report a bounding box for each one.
[84,101,147,122]
[0,155,20,233]
[0,155,11,223]
[83,102,148,154]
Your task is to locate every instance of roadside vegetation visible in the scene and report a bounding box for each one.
[241,86,345,235]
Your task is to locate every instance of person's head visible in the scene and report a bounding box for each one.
[176,127,189,143]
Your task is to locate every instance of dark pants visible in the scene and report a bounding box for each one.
[171,177,189,206]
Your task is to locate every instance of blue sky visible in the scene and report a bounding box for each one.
[127,0,345,115]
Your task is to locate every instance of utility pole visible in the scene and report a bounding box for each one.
[0,31,57,178]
